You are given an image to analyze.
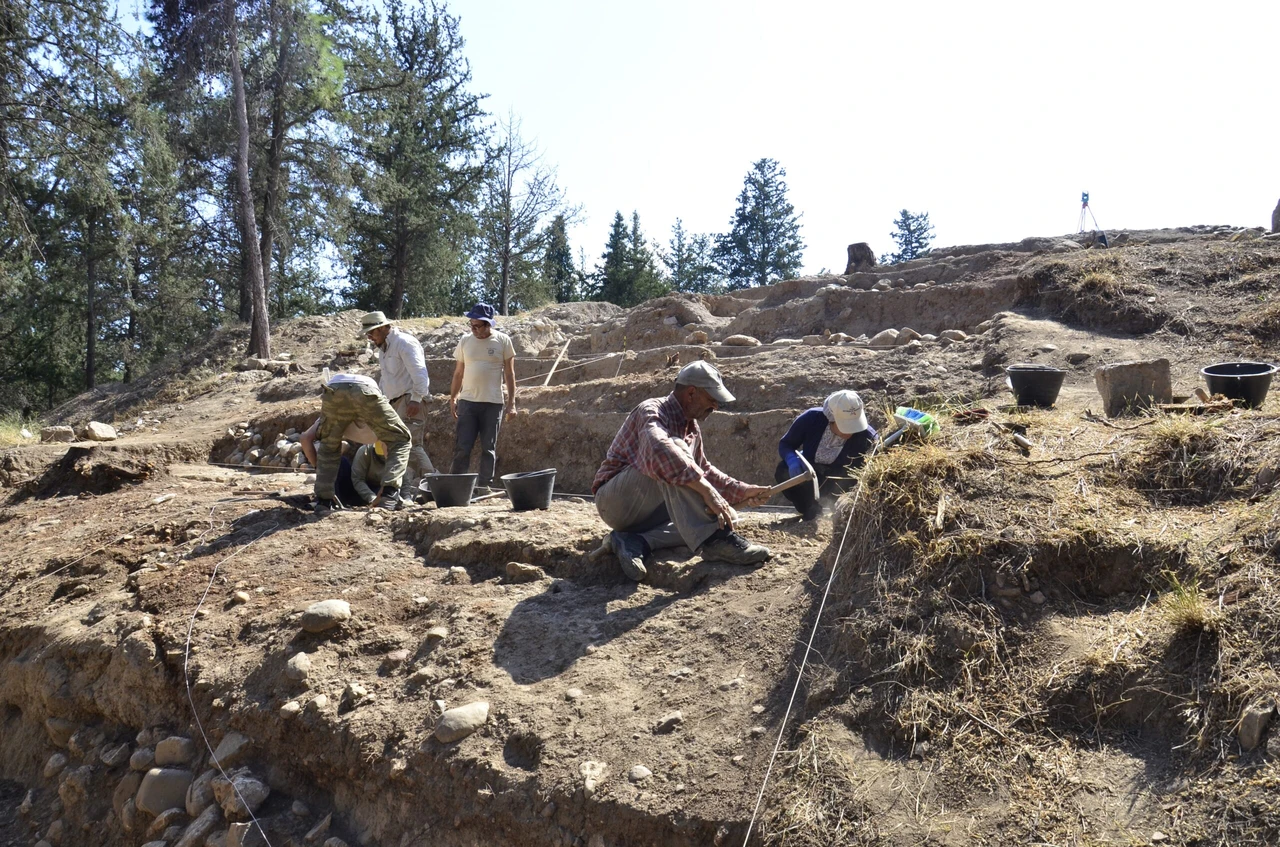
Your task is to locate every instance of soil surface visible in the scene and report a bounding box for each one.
[4,225,1280,847]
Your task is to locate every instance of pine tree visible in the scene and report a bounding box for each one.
[713,158,805,289]
[883,209,935,264]
[541,214,581,303]
[594,212,668,307]
[662,219,723,294]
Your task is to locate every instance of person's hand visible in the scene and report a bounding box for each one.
[407,400,422,418]
[450,396,458,419]
[739,484,772,507]
[506,401,518,417]
[368,494,382,510]
[699,486,737,532]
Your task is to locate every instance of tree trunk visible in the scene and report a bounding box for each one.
[259,9,293,300]
[125,252,142,383]
[234,169,252,322]
[85,209,97,390]
[226,0,271,360]
[391,236,408,319]
[499,246,510,316]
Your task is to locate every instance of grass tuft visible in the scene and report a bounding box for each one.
[0,412,37,448]
[1160,571,1222,634]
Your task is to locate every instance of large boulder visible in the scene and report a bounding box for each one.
[1093,358,1172,417]
[434,701,490,743]
[300,600,351,633]
[1273,198,1280,234]
[81,421,118,441]
[41,426,76,443]
[135,768,194,816]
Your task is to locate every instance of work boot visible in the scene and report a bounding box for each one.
[377,488,405,511]
[314,498,343,517]
[610,530,649,581]
[699,529,770,566]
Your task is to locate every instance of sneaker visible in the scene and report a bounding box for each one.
[377,489,405,511]
[314,498,342,517]
[699,529,770,566]
[610,530,649,581]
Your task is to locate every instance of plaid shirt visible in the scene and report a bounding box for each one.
[592,393,751,502]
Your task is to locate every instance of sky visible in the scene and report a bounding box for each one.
[112,0,1280,276]
[443,0,1280,273]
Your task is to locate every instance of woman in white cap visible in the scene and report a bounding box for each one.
[775,390,877,520]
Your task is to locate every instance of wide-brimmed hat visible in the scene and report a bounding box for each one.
[676,360,734,403]
[824,389,868,435]
[464,303,497,325]
[359,311,393,338]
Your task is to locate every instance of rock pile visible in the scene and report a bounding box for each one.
[223,423,310,471]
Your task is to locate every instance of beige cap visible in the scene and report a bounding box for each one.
[359,311,393,338]
[676,360,734,403]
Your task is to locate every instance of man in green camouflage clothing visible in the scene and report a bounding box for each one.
[314,372,411,515]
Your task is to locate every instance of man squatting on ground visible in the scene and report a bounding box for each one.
[361,311,437,497]
[312,371,411,515]
[776,389,877,520]
[449,303,517,488]
[593,361,773,581]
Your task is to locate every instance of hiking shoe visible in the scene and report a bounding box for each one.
[610,530,649,581]
[699,529,770,566]
[314,498,342,517]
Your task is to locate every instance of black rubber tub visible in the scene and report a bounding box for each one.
[1201,362,1277,409]
[1005,364,1067,407]
[426,473,478,508]
[500,469,557,511]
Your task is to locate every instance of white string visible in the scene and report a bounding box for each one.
[183,516,280,847]
[740,443,879,846]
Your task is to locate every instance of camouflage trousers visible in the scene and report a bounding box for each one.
[391,393,437,497]
[315,383,410,502]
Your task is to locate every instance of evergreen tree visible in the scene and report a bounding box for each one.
[342,0,489,318]
[595,211,667,307]
[713,158,804,289]
[541,214,582,303]
[883,209,935,264]
[662,219,724,294]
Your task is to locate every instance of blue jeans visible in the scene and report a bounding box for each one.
[451,400,503,485]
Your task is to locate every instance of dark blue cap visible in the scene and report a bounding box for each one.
[465,303,496,324]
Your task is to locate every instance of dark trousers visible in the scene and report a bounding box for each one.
[774,461,856,519]
[451,400,504,485]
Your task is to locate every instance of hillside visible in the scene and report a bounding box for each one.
[3,225,1280,847]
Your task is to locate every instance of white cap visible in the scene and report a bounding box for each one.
[824,390,868,435]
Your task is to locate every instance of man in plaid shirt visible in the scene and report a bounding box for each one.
[593,361,772,581]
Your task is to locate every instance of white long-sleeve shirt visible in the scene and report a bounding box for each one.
[377,327,431,402]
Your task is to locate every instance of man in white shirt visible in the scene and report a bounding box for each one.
[313,372,411,515]
[361,311,437,497]
[448,303,517,488]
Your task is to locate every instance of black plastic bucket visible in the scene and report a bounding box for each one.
[1201,362,1277,409]
[1005,364,1066,408]
[501,469,557,511]
[426,473,477,507]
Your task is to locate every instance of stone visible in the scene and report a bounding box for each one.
[44,753,68,779]
[323,839,349,847]
[1093,358,1173,417]
[1029,591,1047,605]
[187,769,217,816]
[286,652,312,681]
[45,718,78,748]
[231,591,251,605]
[174,803,222,847]
[426,626,449,642]
[801,334,826,346]
[46,820,64,844]
[307,694,330,713]
[1066,352,1092,365]
[684,330,709,344]
[212,732,251,768]
[653,711,684,734]
[344,681,369,705]
[280,701,302,719]
[721,334,761,347]
[845,242,876,273]
[1037,343,1058,353]
[868,329,899,346]
[565,688,584,701]
[121,799,137,832]
[301,600,351,633]
[504,561,545,583]
[41,426,76,443]
[1239,703,1274,751]
[628,765,652,782]
[101,742,131,768]
[940,329,968,342]
[156,735,197,766]
[67,726,103,757]
[305,813,332,843]
[872,279,892,291]
[435,701,489,743]
[114,771,143,815]
[136,768,195,816]
[382,649,410,670]
[81,421,118,441]
[580,761,607,797]
[896,327,922,345]
[58,765,91,808]
[148,808,189,837]
[291,800,310,817]
[213,770,270,819]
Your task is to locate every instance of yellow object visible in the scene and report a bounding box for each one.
[374,440,387,458]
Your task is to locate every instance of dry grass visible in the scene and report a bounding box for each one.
[0,412,37,448]
[1127,413,1265,504]
[761,729,878,847]
[1160,570,1222,634]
